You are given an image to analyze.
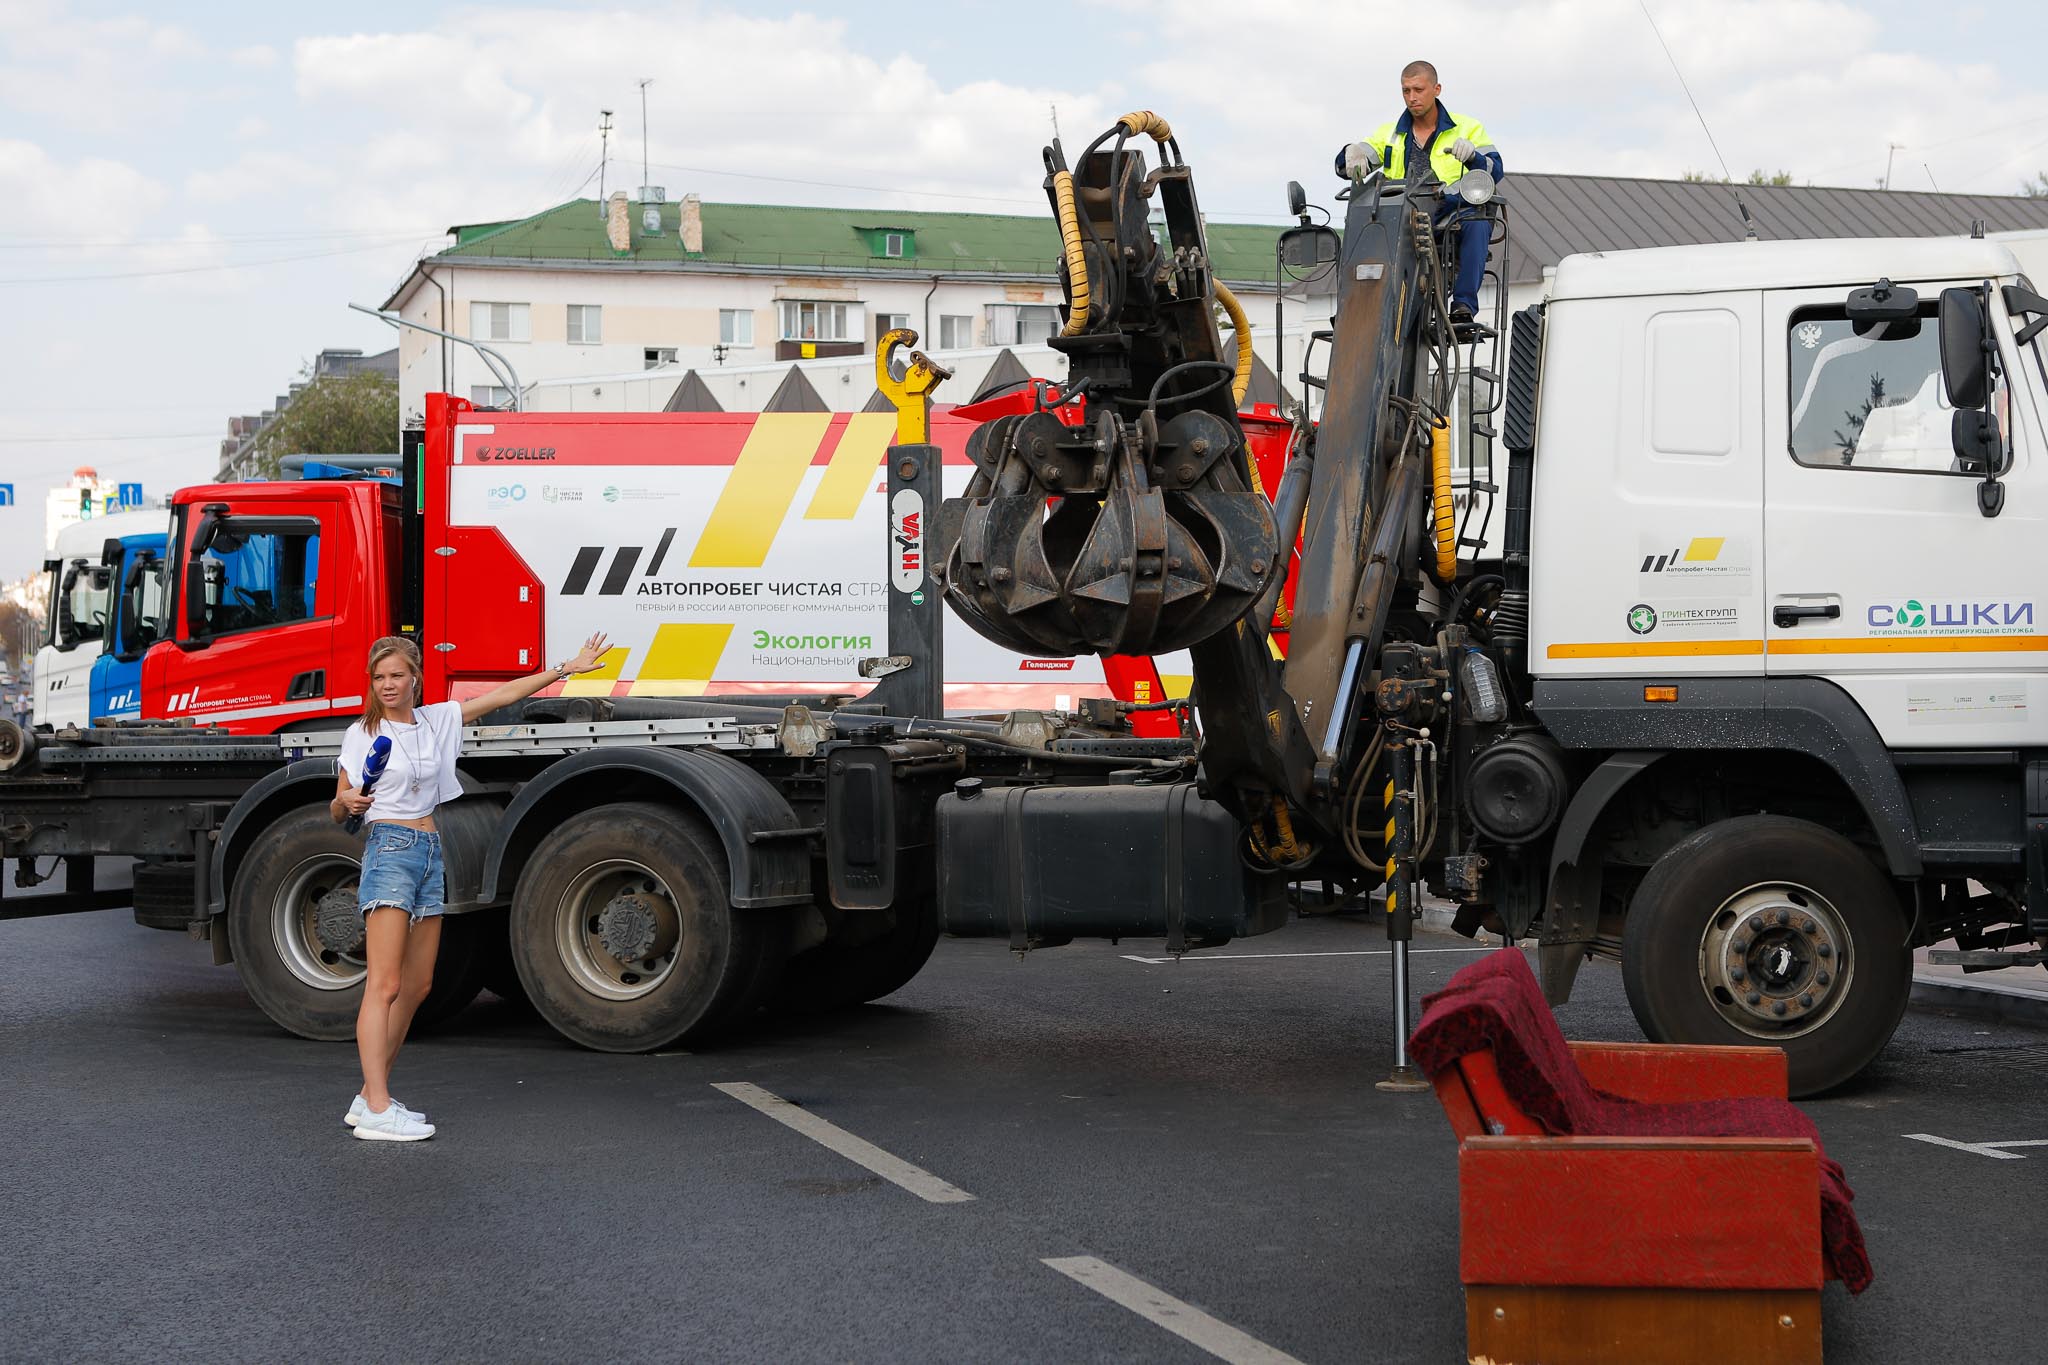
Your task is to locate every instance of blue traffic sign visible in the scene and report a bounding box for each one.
[118,482,143,508]
[0,484,12,506]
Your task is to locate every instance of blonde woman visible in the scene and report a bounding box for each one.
[332,632,608,1141]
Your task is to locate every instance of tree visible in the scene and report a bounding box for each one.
[1683,169,1795,186]
[1834,372,1890,466]
[2022,173,2048,199]
[249,369,399,478]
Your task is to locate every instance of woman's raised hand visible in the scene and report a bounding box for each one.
[562,632,611,675]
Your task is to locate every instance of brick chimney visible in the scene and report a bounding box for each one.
[606,192,631,254]
[680,193,703,254]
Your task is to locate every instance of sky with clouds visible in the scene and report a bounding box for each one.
[4,0,2048,586]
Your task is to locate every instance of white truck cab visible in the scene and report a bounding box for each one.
[33,509,170,729]
[1531,236,2044,745]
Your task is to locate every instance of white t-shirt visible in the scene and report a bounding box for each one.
[337,700,465,822]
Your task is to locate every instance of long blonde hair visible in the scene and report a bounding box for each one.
[360,635,425,736]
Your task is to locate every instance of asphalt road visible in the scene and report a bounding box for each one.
[5,902,2046,1364]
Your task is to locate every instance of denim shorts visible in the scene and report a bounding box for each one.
[358,824,445,922]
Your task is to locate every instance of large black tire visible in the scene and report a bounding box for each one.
[226,805,485,1041]
[771,898,940,1015]
[509,802,782,1051]
[1621,815,1911,1097]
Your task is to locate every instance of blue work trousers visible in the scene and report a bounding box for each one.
[1434,201,1493,313]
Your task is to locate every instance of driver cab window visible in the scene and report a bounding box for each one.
[53,560,109,651]
[1787,304,1981,473]
[122,558,166,655]
[191,526,321,638]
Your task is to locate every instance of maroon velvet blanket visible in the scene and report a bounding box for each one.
[1409,947,1872,1294]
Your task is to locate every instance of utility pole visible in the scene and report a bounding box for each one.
[1884,141,1904,191]
[638,78,654,190]
[598,109,614,215]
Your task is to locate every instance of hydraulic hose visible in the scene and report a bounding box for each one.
[1052,169,1091,336]
[1117,111,1174,142]
[1430,418,1457,581]
[1213,279,1254,408]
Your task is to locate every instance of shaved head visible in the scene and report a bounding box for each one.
[1401,60,1438,83]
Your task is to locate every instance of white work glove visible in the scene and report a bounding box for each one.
[1341,141,1380,179]
[1451,136,1478,165]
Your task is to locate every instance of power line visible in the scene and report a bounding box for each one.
[0,237,423,286]
[0,227,437,250]
[0,430,221,443]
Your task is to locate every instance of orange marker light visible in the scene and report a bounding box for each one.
[1644,686,1679,703]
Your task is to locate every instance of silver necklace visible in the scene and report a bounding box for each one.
[397,712,429,793]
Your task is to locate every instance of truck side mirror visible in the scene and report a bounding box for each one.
[1847,277,1919,324]
[1952,409,2003,475]
[1286,180,1307,219]
[1940,285,1990,408]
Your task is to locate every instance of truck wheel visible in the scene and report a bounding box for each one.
[772,898,940,1014]
[510,802,780,1051]
[1621,815,1910,1097]
[227,806,486,1041]
[132,859,197,931]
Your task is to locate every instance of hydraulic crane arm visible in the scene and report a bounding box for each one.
[936,115,1472,863]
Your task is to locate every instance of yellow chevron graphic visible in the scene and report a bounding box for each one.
[689,413,834,568]
[628,623,736,697]
[804,412,894,521]
[561,645,629,697]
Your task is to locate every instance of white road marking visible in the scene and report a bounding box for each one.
[711,1081,974,1204]
[1904,1133,2048,1160]
[1041,1257,1305,1365]
[1120,946,1500,965]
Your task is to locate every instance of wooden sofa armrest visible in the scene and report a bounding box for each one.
[1568,1041,1789,1103]
[1458,1136,1823,1291]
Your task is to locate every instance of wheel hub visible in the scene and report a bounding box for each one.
[316,886,365,955]
[596,893,662,963]
[1699,885,1851,1037]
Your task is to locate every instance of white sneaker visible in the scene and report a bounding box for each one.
[352,1100,435,1142]
[345,1094,427,1128]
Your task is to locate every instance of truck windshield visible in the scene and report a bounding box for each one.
[1787,304,1960,473]
[191,528,321,638]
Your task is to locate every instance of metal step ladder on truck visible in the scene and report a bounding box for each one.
[5,112,2048,1095]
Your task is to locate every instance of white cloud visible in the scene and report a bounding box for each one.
[288,7,1113,234]
[235,115,268,141]
[0,8,212,132]
[0,138,167,240]
[229,43,277,68]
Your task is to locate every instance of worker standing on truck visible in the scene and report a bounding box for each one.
[332,631,610,1142]
[1335,59,1505,331]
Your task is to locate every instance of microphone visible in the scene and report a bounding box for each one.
[345,735,393,835]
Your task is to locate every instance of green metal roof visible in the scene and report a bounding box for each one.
[437,199,1291,283]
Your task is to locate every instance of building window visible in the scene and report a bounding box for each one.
[984,304,1061,347]
[470,385,515,408]
[939,314,975,349]
[876,312,910,339]
[779,301,851,342]
[567,304,602,345]
[719,310,754,347]
[468,301,530,342]
[884,232,906,258]
[644,347,678,369]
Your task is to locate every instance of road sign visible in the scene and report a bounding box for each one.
[0,484,12,506]
[119,482,143,508]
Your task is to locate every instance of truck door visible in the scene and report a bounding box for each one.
[92,539,163,720]
[1762,283,2048,746]
[1531,290,1767,674]
[159,499,341,733]
[34,555,110,726]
